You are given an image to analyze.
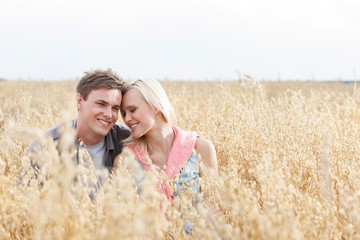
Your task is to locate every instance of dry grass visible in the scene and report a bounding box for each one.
[0,78,359,239]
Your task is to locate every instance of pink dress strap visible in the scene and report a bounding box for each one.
[128,126,198,199]
[128,126,197,177]
[165,125,197,179]
[128,144,151,170]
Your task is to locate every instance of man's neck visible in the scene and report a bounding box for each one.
[77,135,104,146]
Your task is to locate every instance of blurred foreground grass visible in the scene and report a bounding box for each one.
[0,79,359,239]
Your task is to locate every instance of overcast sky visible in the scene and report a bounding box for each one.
[1,0,359,81]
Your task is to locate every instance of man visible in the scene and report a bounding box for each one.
[19,69,131,183]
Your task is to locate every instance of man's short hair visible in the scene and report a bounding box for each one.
[76,69,124,100]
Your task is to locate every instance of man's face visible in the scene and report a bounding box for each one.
[77,88,122,145]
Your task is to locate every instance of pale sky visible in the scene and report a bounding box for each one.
[1,0,359,81]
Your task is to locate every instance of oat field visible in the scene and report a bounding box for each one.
[0,78,359,239]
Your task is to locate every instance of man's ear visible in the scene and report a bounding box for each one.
[77,93,84,111]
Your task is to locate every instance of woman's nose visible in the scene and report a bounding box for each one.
[124,112,131,122]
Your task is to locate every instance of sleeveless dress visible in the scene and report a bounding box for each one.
[128,125,200,200]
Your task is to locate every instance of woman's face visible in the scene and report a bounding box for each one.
[121,88,157,139]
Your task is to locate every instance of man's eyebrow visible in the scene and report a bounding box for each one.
[96,99,121,108]
[95,100,108,104]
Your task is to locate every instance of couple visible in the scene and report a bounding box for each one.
[22,68,218,200]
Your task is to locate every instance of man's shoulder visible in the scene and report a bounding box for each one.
[45,124,62,140]
[110,123,131,140]
[27,120,76,155]
[45,120,77,141]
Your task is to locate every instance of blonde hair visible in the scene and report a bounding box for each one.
[121,78,176,151]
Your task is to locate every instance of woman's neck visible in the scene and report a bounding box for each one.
[146,124,174,153]
[145,124,175,168]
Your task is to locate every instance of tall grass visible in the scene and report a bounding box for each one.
[0,79,359,239]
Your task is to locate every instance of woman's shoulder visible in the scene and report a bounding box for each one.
[194,137,215,152]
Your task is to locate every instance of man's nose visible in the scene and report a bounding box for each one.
[104,106,112,117]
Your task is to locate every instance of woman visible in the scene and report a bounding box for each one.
[115,78,218,200]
